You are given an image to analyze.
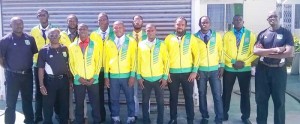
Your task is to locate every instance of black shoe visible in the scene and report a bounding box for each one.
[200,119,208,124]
[134,116,138,120]
[168,119,177,124]
[242,119,252,124]
[223,113,228,121]
[34,117,43,123]
[187,120,193,124]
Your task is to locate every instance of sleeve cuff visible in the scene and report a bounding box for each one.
[162,74,168,80]
[219,63,225,67]
[231,59,237,64]
[136,74,142,80]
[74,74,80,82]
[130,71,136,77]
[104,73,109,78]
[93,75,99,80]
[192,67,199,72]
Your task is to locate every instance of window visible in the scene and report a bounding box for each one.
[295,4,300,29]
[207,3,243,31]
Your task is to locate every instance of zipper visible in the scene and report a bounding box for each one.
[179,44,182,70]
[150,49,153,77]
[118,49,120,78]
[83,55,87,79]
[206,45,210,69]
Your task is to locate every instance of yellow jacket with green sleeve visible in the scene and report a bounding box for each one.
[164,33,200,73]
[136,39,169,82]
[59,31,77,47]
[223,28,258,72]
[68,39,102,85]
[194,30,224,71]
[104,35,137,79]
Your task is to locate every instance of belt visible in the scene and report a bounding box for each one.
[6,68,32,74]
[260,61,285,67]
[47,74,66,79]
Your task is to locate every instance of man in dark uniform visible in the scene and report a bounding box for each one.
[254,10,294,124]
[37,28,70,124]
[0,16,38,124]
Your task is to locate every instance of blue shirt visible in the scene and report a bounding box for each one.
[234,27,244,46]
[0,33,38,71]
[198,30,212,41]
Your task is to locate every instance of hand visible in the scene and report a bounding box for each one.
[69,81,73,89]
[86,78,95,86]
[277,47,286,53]
[218,67,224,78]
[40,85,48,95]
[233,61,244,69]
[188,72,197,82]
[138,79,144,89]
[196,73,200,80]
[105,78,110,88]
[78,77,88,85]
[167,74,172,83]
[128,77,135,88]
[160,79,168,88]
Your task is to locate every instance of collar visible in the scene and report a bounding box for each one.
[12,32,25,38]
[79,37,90,44]
[233,27,244,34]
[133,30,142,37]
[39,24,51,30]
[146,38,156,44]
[114,34,125,44]
[99,26,110,34]
[67,29,78,36]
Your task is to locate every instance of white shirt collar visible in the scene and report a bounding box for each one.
[99,27,110,38]
[39,24,51,30]
[114,34,125,46]
[146,38,156,48]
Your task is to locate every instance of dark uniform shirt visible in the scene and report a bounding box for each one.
[256,27,294,65]
[37,44,69,75]
[0,32,38,71]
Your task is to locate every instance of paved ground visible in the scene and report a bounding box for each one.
[0,74,300,124]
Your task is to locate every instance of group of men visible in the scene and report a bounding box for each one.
[0,8,294,124]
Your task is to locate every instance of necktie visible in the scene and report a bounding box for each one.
[117,39,121,50]
[135,34,139,42]
[102,32,106,41]
[42,29,46,41]
[236,32,241,47]
[204,35,208,44]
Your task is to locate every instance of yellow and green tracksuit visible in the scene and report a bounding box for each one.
[68,39,102,85]
[223,28,257,72]
[59,31,77,47]
[136,39,169,82]
[194,31,224,71]
[164,33,200,73]
[90,27,114,72]
[127,31,147,42]
[104,35,137,78]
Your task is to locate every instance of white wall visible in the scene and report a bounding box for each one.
[243,0,277,34]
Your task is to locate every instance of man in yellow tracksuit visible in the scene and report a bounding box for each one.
[90,12,114,123]
[165,17,200,124]
[30,8,58,123]
[68,23,101,124]
[137,23,169,124]
[129,15,147,119]
[104,21,137,124]
[222,15,257,124]
[195,16,224,124]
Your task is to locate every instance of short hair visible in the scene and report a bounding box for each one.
[78,23,88,29]
[199,16,211,24]
[133,15,143,20]
[98,12,109,20]
[67,14,78,22]
[47,28,60,35]
[233,15,243,20]
[113,21,124,26]
[145,23,156,29]
[37,8,48,15]
[175,16,187,25]
[10,16,22,24]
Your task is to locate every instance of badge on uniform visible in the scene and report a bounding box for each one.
[62,52,67,57]
[277,34,283,40]
[25,40,30,45]
[49,55,53,58]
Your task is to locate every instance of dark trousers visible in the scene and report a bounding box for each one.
[142,80,164,124]
[168,73,194,122]
[98,71,111,121]
[4,70,34,124]
[74,83,101,124]
[43,75,69,124]
[222,70,251,120]
[34,67,43,120]
[197,70,223,123]
[110,78,135,118]
[255,63,287,124]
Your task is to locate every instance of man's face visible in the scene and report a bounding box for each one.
[113,23,125,38]
[199,17,211,32]
[37,11,49,24]
[233,16,244,29]
[98,15,109,31]
[78,25,89,38]
[146,26,156,40]
[267,12,279,26]
[48,30,60,44]
[175,19,186,34]
[67,17,78,29]
[10,18,24,34]
[133,16,143,30]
